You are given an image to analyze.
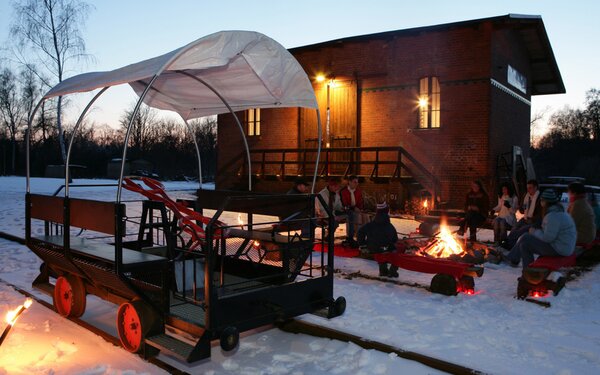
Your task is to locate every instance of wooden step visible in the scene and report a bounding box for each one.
[146,333,210,362]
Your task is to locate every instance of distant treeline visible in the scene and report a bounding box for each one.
[0,111,218,181]
[532,88,600,185]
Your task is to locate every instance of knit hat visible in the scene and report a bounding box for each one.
[541,189,559,203]
[376,202,389,213]
[293,177,309,187]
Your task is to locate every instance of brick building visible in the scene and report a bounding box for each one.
[216,14,564,209]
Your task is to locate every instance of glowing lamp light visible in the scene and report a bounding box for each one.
[0,298,33,346]
[315,74,326,83]
[418,96,428,108]
[423,200,428,209]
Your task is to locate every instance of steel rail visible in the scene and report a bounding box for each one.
[277,318,485,375]
[0,277,189,375]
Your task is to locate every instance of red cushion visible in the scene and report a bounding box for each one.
[529,253,577,270]
[374,252,472,279]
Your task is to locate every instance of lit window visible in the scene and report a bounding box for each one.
[419,77,440,128]
[246,108,261,136]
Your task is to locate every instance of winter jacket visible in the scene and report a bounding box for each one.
[340,186,364,210]
[464,190,489,215]
[533,204,577,256]
[357,212,398,252]
[522,190,542,224]
[316,187,343,218]
[492,195,519,227]
[567,197,597,244]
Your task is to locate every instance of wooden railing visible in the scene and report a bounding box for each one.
[232,146,439,200]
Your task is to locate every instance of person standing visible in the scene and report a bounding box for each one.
[457,180,490,242]
[502,189,576,268]
[491,183,519,244]
[358,203,399,277]
[340,175,364,247]
[567,182,596,245]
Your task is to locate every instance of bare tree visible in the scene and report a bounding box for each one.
[0,67,26,173]
[9,0,92,163]
[584,88,600,143]
[119,103,159,155]
[530,106,549,147]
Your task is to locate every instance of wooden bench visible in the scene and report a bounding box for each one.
[28,194,167,267]
[38,235,166,265]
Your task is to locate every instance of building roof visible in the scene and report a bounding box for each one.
[290,14,565,96]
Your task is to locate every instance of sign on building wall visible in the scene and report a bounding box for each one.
[507,65,527,94]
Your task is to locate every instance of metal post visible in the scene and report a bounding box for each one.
[312,109,322,193]
[65,87,109,197]
[26,98,46,193]
[116,74,161,203]
[326,83,331,148]
[182,118,203,189]
[175,70,252,191]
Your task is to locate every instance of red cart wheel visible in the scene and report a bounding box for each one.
[116,300,158,353]
[430,273,458,296]
[53,275,86,318]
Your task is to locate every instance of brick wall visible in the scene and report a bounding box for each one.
[217,20,532,209]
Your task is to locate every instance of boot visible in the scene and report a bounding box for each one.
[388,265,399,278]
[378,263,389,277]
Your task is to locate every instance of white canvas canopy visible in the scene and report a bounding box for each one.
[44,30,318,119]
[27,30,322,198]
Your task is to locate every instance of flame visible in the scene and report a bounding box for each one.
[422,221,466,258]
[423,200,428,209]
[252,240,260,248]
[5,298,32,326]
[237,213,244,228]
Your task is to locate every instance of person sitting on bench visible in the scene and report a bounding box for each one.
[358,203,399,277]
[456,180,489,242]
[567,182,597,245]
[500,179,542,250]
[491,183,518,245]
[316,177,346,238]
[501,189,576,268]
[287,177,310,195]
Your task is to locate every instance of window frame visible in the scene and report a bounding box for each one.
[418,76,441,129]
[245,108,261,136]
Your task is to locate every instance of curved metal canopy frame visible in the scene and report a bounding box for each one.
[181,117,203,189]
[175,70,251,192]
[26,98,47,193]
[26,39,322,199]
[65,87,110,196]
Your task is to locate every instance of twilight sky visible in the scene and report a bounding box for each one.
[1,0,598,138]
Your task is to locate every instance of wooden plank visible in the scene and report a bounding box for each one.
[29,194,64,223]
[69,198,123,235]
[37,235,166,265]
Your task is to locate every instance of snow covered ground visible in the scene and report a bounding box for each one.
[1,176,600,374]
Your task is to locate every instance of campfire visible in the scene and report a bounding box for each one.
[407,220,495,265]
[420,222,466,258]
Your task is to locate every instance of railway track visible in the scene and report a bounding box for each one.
[1,231,484,374]
[0,277,189,375]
